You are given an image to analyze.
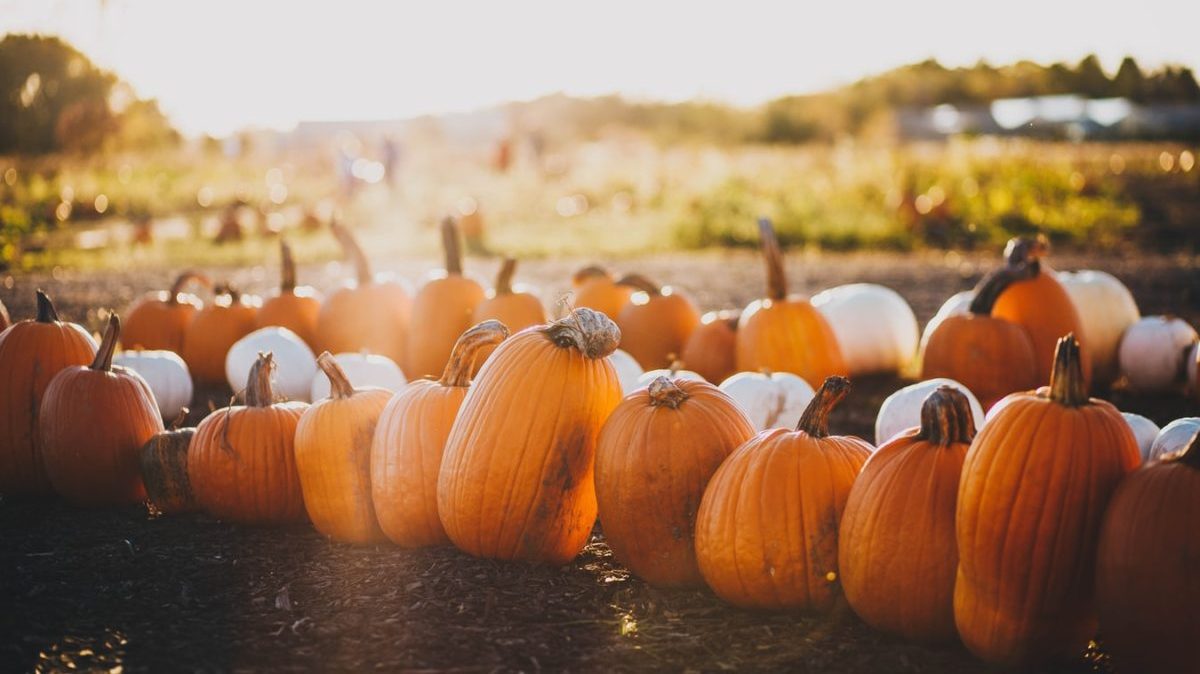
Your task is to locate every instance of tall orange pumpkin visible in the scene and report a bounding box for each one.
[736,218,845,387]
[315,222,412,365]
[438,308,623,565]
[615,274,700,370]
[40,315,164,506]
[371,320,509,547]
[188,353,308,524]
[954,335,1140,666]
[122,271,210,352]
[839,386,976,642]
[406,217,487,378]
[257,239,322,350]
[0,290,97,497]
[470,258,545,373]
[572,265,633,319]
[694,376,872,610]
[295,352,392,543]
[594,376,755,587]
[181,283,259,386]
[679,310,739,385]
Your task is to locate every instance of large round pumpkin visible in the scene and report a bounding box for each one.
[371,320,509,547]
[139,410,197,515]
[122,271,210,352]
[572,265,633,319]
[840,386,976,642]
[470,258,545,372]
[694,376,872,610]
[0,290,97,498]
[257,239,322,350]
[614,274,700,370]
[438,308,623,565]
[954,335,1140,666]
[181,283,259,386]
[680,310,739,385]
[811,283,919,376]
[406,217,487,378]
[113,349,193,422]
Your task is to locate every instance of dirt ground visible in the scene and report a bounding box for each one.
[1,250,1196,672]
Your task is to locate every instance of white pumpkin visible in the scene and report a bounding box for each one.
[1149,417,1200,462]
[718,371,816,432]
[636,367,705,389]
[918,290,974,359]
[1057,270,1140,385]
[1188,342,1199,393]
[811,283,919,375]
[309,352,407,401]
[226,327,317,402]
[112,350,193,421]
[1121,412,1161,462]
[1117,316,1198,393]
[875,377,986,446]
[609,348,644,394]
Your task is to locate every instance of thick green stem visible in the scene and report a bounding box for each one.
[797,376,850,438]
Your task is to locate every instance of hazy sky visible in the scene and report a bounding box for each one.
[3,0,1197,135]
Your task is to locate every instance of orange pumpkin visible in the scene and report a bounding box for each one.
[679,310,739,384]
[921,264,1039,408]
[122,271,210,352]
[572,265,633,319]
[0,290,97,498]
[188,353,308,524]
[295,352,392,543]
[257,239,322,350]
[954,335,1140,666]
[615,274,700,370]
[470,258,545,373]
[181,283,259,386]
[694,376,872,610]
[139,409,198,515]
[406,217,487,378]
[839,386,976,642]
[316,221,412,366]
[1096,432,1200,674]
[371,320,510,547]
[736,218,845,387]
[438,308,623,565]
[40,315,164,506]
[594,376,755,587]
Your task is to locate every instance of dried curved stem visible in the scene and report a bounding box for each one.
[494,258,517,296]
[440,320,511,387]
[1178,431,1200,469]
[245,352,277,407]
[442,217,463,276]
[572,265,612,285]
[1004,236,1048,275]
[92,314,120,372]
[616,273,661,296]
[758,218,788,301]
[170,408,189,430]
[918,386,976,446]
[36,289,59,323]
[1048,333,1088,407]
[168,271,211,305]
[541,308,621,360]
[317,352,355,399]
[796,376,850,438]
[331,220,373,286]
[279,240,297,293]
[214,282,241,304]
[648,376,689,409]
[968,263,1038,316]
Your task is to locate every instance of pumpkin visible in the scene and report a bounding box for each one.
[718,370,815,432]
[954,335,1140,666]
[310,351,407,401]
[438,308,623,565]
[122,271,210,352]
[736,218,845,386]
[634,360,705,388]
[40,315,164,506]
[595,376,755,587]
[921,264,1039,408]
[257,239,322,350]
[1121,412,1160,461]
[694,376,872,610]
[181,283,259,386]
[113,349,194,421]
[610,348,644,394]
[0,290,97,497]
[470,257,545,372]
[1117,315,1197,393]
[406,217,487,378]
[1096,431,1200,674]
[917,290,974,364]
[991,236,1092,388]
[1057,270,1140,387]
[139,409,197,515]
[680,310,739,385]
[572,265,633,319]
[875,378,984,446]
[811,283,919,376]
[225,327,316,402]
[295,352,392,542]
[1148,417,1200,462]
[371,320,509,547]
[840,386,976,642]
[0,297,9,332]
[615,274,700,370]
[315,221,412,366]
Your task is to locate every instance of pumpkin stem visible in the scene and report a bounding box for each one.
[648,376,689,409]
[918,386,976,446]
[541,307,621,360]
[215,282,241,305]
[170,408,189,430]
[245,352,277,407]
[667,356,682,376]
[1176,431,1200,469]
[1003,235,1049,275]
[440,320,511,387]
[494,258,517,296]
[968,263,1038,315]
[279,239,297,293]
[796,375,851,438]
[758,217,788,301]
[168,271,211,305]
[616,273,662,296]
[317,351,355,399]
[91,314,120,372]
[1048,333,1088,407]
[36,289,60,322]
[442,216,464,276]
[573,265,612,285]
[331,220,373,286]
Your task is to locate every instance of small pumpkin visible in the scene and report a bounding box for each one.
[615,274,700,370]
[1148,417,1200,462]
[406,217,487,378]
[371,321,509,548]
[1117,315,1197,393]
[718,370,815,432]
[113,349,194,421]
[470,257,545,372]
[610,348,644,394]
[735,218,845,387]
[572,265,633,319]
[0,290,98,497]
[41,315,164,506]
[310,351,407,402]
[122,271,211,352]
[874,378,985,446]
[295,352,392,542]
[257,239,322,350]
[225,327,317,402]
[1121,412,1160,461]
[840,386,976,642]
[181,283,259,387]
[811,283,919,376]
[595,376,755,587]
[694,376,873,610]
[680,310,739,385]
[139,409,198,515]
[918,290,974,357]
[1057,270,1140,387]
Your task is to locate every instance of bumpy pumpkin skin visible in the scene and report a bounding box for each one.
[438,309,623,565]
[594,377,755,587]
[954,336,1139,666]
[140,418,198,515]
[694,377,872,611]
[0,291,97,498]
[572,266,633,320]
[122,271,209,352]
[181,287,259,386]
[615,275,701,371]
[839,387,976,642]
[680,311,739,385]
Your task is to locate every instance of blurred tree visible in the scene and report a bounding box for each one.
[1113,57,1146,101]
[1074,54,1113,97]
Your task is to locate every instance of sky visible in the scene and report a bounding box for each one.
[2,0,1198,136]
